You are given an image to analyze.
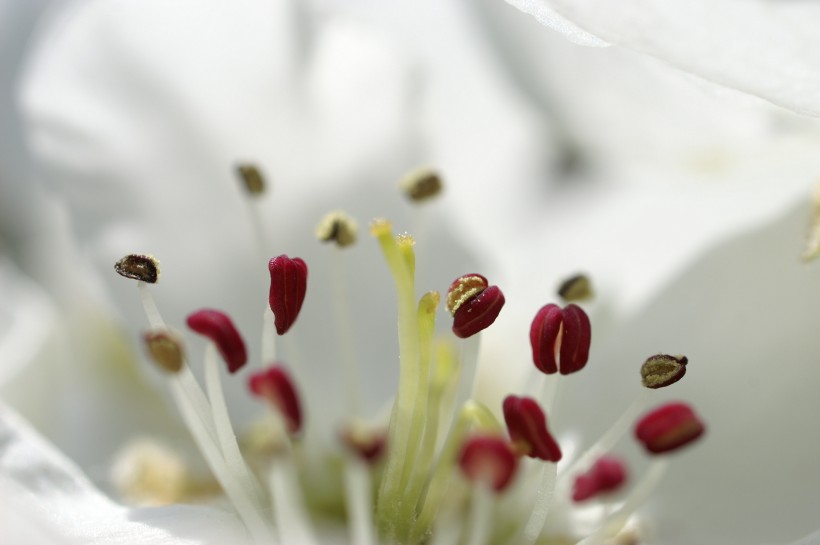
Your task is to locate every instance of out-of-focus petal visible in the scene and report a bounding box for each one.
[0,401,247,544]
[503,0,820,116]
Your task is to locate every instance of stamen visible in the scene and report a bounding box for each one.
[186,309,248,373]
[459,435,519,492]
[400,167,444,203]
[248,366,303,435]
[114,254,160,284]
[268,454,320,545]
[802,180,820,262]
[529,303,591,375]
[640,354,688,389]
[315,210,358,248]
[557,273,593,303]
[202,343,269,512]
[575,460,669,545]
[635,402,705,454]
[343,455,379,545]
[571,456,627,502]
[142,330,185,373]
[122,258,275,543]
[234,163,273,259]
[514,463,557,545]
[502,395,561,462]
[111,439,190,506]
[340,422,387,463]
[447,274,506,339]
[320,221,362,415]
[236,163,267,196]
[268,255,308,335]
[446,274,488,316]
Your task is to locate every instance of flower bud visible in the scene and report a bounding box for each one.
[447,274,505,338]
[530,303,591,375]
[502,395,561,462]
[268,255,308,335]
[635,402,705,455]
[458,435,519,492]
[572,456,627,502]
[248,366,303,435]
[186,309,247,373]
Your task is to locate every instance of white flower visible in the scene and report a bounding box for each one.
[3,0,820,544]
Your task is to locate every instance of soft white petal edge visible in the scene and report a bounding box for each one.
[504,0,820,116]
[0,257,55,386]
[502,0,608,47]
[0,401,248,545]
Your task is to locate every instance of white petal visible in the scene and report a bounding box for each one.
[551,201,820,544]
[504,0,820,116]
[0,401,247,544]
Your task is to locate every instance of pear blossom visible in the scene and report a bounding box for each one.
[2,0,820,544]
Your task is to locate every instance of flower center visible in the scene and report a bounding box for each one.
[111,168,706,545]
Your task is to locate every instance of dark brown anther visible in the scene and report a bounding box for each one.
[641,354,688,389]
[115,254,160,284]
[236,163,266,195]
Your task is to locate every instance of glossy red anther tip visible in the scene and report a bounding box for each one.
[248,366,303,434]
[458,435,519,492]
[572,456,628,502]
[635,402,705,455]
[451,285,505,338]
[268,255,308,335]
[186,309,247,373]
[502,395,562,462]
[530,303,591,375]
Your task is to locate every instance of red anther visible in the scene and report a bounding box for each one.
[340,424,387,463]
[248,366,303,434]
[268,255,308,335]
[635,402,705,455]
[458,435,519,492]
[451,285,506,338]
[572,456,628,502]
[186,309,247,373]
[530,303,591,375]
[502,396,562,462]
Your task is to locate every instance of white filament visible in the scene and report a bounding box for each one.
[343,457,377,545]
[515,463,558,545]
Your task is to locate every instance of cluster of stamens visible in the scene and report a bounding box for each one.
[112,166,707,545]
